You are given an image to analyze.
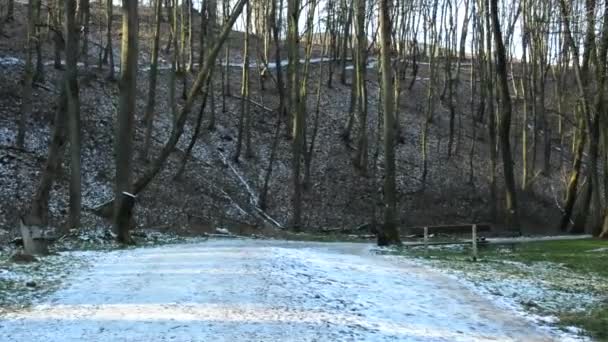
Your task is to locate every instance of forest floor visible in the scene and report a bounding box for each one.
[0,238,594,341]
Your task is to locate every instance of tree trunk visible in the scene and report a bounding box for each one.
[105,0,115,80]
[234,1,251,162]
[142,0,163,161]
[339,0,352,85]
[187,0,194,71]
[17,0,36,149]
[79,0,90,70]
[287,0,303,230]
[378,0,401,246]
[259,0,286,208]
[25,90,68,227]
[557,0,596,232]
[113,0,138,244]
[52,0,63,70]
[65,0,82,230]
[33,0,44,82]
[353,0,368,173]
[490,0,520,234]
[174,76,212,178]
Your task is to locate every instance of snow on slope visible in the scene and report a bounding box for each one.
[0,240,583,341]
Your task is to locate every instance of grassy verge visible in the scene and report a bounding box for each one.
[0,251,91,314]
[394,238,608,341]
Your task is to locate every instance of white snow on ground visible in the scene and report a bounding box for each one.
[0,57,23,67]
[0,240,583,341]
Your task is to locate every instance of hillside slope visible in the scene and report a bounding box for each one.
[0,4,571,240]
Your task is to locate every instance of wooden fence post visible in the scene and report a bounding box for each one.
[424,226,429,256]
[471,224,478,261]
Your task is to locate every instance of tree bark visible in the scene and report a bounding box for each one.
[78,0,90,70]
[65,0,82,230]
[378,0,401,246]
[113,0,139,244]
[287,0,303,230]
[25,91,68,227]
[557,0,596,232]
[142,0,163,161]
[353,0,368,173]
[105,0,115,80]
[490,0,519,234]
[17,0,36,149]
[234,1,251,162]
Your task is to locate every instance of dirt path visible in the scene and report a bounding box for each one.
[0,240,572,341]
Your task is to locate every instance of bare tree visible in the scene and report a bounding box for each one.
[113,0,139,244]
[142,0,163,161]
[17,0,36,149]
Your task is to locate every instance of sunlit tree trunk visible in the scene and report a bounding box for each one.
[233,1,251,161]
[353,0,368,173]
[114,0,139,244]
[287,0,303,229]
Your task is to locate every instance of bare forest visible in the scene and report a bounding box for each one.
[1,0,608,340]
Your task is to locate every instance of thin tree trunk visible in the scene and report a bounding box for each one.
[33,0,44,82]
[105,0,115,80]
[187,0,194,71]
[17,0,36,149]
[65,0,82,230]
[287,0,303,230]
[174,75,212,178]
[353,0,368,173]
[52,0,63,69]
[339,0,353,85]
[259,0,286,209]
[24,90,68,227]
[233,1,251,162]
[79,0,90,70]
[142,0,163,161]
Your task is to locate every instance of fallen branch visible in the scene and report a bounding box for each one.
[228,94,275,113]
[217,150,285,229]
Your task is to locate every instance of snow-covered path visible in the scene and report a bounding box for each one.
[0,240,565,341]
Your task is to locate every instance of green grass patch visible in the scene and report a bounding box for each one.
[496,239,608,277]
[395,238,608,340]
[404,238,608,276]
[560,305,608,341]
